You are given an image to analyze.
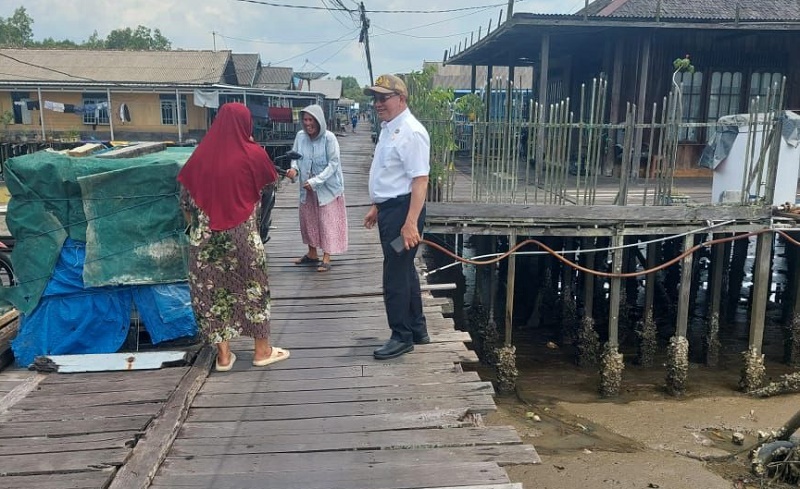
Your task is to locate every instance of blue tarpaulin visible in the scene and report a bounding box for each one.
[12,239,197,367]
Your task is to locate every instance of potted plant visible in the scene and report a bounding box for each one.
[404,66,457,202]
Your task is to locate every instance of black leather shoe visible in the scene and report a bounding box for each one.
[373,339,414,360]
[414,334,431,345]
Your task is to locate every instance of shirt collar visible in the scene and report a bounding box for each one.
[381,108,411,133]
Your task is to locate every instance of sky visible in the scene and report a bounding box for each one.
[14,0,582,87]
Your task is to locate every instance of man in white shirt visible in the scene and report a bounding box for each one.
[363,74,431,360]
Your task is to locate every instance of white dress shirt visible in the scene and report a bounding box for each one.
[368,108,430,204]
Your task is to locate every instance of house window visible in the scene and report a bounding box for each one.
[749,72,783,109]
[677,71,703,141]
[82,94,109,125]
[160,95,187,125]
[707,72,742,141]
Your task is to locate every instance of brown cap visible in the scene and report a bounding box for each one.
[363,74,408,98]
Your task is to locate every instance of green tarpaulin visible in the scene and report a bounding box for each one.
[0,147,194,313]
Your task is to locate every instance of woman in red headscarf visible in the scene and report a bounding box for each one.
[177,103,288,372]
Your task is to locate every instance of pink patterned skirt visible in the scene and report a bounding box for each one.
[298,193,349,254]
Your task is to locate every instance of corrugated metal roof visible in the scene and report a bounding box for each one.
[425,62,534,90]
[0,49,232,85]
[254,66,293,89]
[578,0,800,21]
[231,53,260,86]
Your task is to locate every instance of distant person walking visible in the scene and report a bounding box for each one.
[286,104,348,272]
[178,103,290,372]
[351,113,358,132]
[363,74,431,360]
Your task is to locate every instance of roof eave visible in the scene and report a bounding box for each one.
[446,14,800,66]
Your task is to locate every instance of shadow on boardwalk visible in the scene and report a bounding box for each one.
[0,129,538,489]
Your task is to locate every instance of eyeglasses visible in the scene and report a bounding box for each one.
[372,93,397,103]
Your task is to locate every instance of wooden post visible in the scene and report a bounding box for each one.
[788,231,800,365]
[471,65,477,94]
[633,35,651,179]
[36,87,45,140]
[535,34,550,173]
[709,237,725,325]
[583,238,596,319]
[608,232,624,346]
[644,242,657,313]
[175,89,183,144]
[504,230,517,346]
[605,39,624,176]
[706,235,726,366]
[106,88,115,141]
[749,232,773,353]
[675,234,694,337]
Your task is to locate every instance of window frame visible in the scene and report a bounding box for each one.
[82,93,110,125]
[160,94,188,126]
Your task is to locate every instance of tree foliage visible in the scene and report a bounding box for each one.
[337,75,369,106]
[104,26,171,50]
[0,5,171,50]
[0,6,33,47]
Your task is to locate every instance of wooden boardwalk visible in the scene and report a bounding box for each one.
[0,129,537,488]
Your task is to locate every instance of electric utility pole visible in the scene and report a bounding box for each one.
[359,2,374,85]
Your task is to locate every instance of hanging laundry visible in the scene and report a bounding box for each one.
[63,104,75,114]
[26,100,40,110]
[268,107,293,123]
[193,90,220,108]
[119,103,131,123]
[44,101,65,112]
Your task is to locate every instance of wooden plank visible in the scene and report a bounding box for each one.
[152,462,509,489]
[202,351,477,372]
[171,426,521,456]
[11,388,175,410]
[34,367,189,385]
[220,343,477,365]
[0,415,151,439]
[106,346,215,489]
[0,402,163,423]
[0,431,136,454]
[0,470,115,489]
[187,396,497,422]
[426,202,770,223]
[0,373,45,415]
[200,371,483,394]
[223,332,471,350]
[0,448,129,475]
[179,410,473,438]
[159,446,538,475]
[191,382,494,408]
[23,375,191,396]
[222,341,472,359]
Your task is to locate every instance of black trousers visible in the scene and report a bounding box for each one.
[376,195,427,344]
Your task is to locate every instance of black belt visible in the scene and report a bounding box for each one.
[376,193,411,209]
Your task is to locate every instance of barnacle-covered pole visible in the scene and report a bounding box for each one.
[599,233,624,397]
[665,234,693,396]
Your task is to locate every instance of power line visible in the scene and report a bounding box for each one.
[216,32,355,45]
[267,29,358,66]
[236,0,522,14]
